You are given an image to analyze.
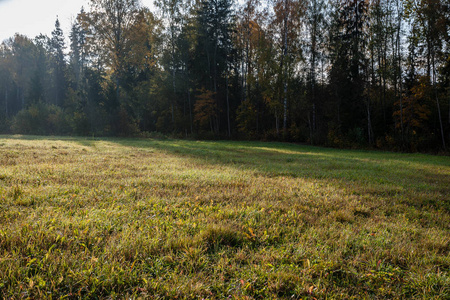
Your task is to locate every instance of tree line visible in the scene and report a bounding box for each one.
[0,0,449,152]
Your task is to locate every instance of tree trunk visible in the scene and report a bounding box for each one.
[308,113,313,145]
[210,116,213,133]
[226,74,231,137]
[17,87,22,110]
[4,88,7,117]
[367,97,373,145]
[283,0,288,135]
[241,46,246,103]
[283,78,288,135]
[213,31,218,94]
[188,87,193,134]
[256,104,259,134]
[436,93,446,150]
[172,23,177,128]
[397,8,404,145]
[243,22,249,104]
[171,103,175,124]
[115,77,120,103]
[275,111,279,137]
[311,12,317,143]
[432,52,446,150]
[312,103,316,139]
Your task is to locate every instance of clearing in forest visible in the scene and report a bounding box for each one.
[0,136,449,298]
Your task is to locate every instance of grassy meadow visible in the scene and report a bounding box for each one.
[0,135,449,299]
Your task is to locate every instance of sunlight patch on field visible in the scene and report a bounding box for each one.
[0,135,449,298]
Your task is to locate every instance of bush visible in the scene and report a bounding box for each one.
[70,111,91,136]
[12,103,70,135]
[138,131,168,139]
[347,127,366,146]
[116,107,140,136]
[0,113,11,134]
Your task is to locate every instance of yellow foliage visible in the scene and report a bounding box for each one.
[393,76,432,131]
[194,88,217,128]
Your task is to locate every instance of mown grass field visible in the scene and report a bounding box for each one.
[0,135,449,299]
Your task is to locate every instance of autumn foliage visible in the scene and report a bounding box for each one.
[0,0,449,152]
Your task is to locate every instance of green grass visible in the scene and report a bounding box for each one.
[0,135,449,299]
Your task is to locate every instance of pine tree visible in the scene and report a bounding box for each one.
[50,18,67,107]
[194,0,235,134]
[329,0,369,142]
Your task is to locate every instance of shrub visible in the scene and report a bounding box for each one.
[12,103,70,135]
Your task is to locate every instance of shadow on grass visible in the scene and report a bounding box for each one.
[3,135,449,211]
[106,138,450,211]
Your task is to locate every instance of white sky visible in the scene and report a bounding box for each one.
[0,0,154,44]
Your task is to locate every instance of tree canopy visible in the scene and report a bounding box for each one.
[1,0,449,152]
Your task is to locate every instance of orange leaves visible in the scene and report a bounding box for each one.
[393,75,432,131]
[194,87,218,129]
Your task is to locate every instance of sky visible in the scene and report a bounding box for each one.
[0,0,154,44]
